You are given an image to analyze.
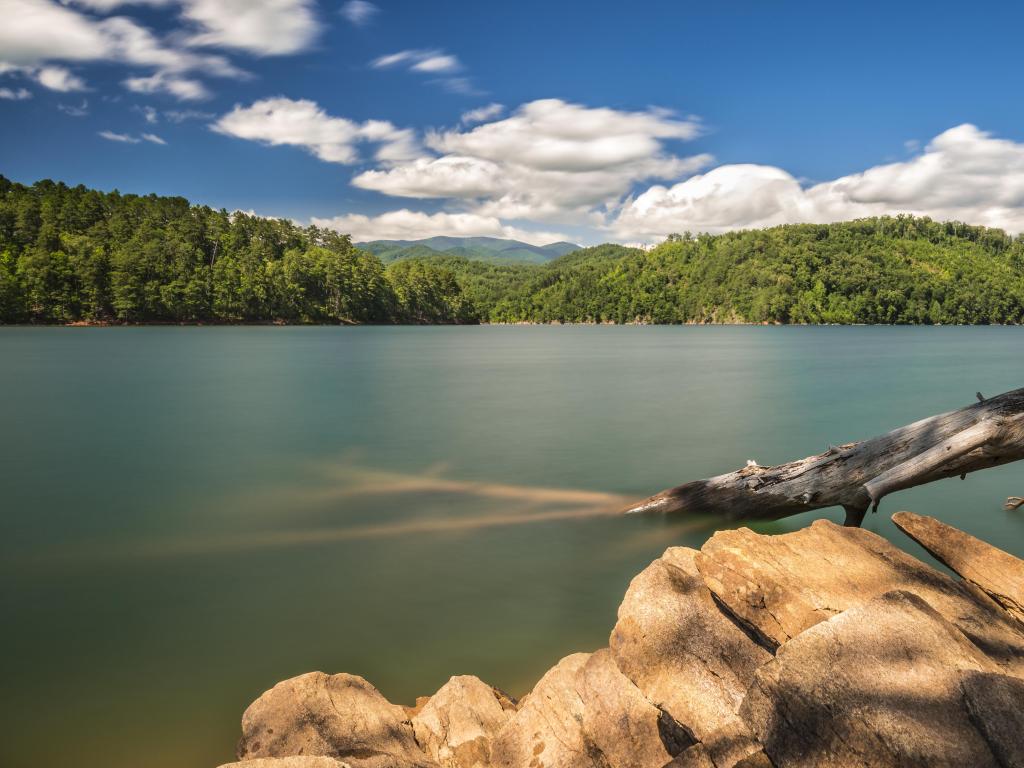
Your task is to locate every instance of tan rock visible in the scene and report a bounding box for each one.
[489,650,689,768]
[661,721,764,768]
[695,519,1024,675]
[960,671,1024,767]
[610,547,772,741]
[411,675,515,768]
[219,759,352,768]
[893,510,1024,626]
[739,590,1004,767]
[235,672,434,768]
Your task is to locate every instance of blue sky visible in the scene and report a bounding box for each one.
[2,0,1024,244]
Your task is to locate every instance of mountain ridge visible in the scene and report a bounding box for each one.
[357,236,580,264]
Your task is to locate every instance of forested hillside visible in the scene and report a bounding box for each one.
[0,176,474,324]
[4,176,1024,325]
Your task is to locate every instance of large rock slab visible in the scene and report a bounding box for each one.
[695,519,1024,676]
[489,650,689,768]
[235,672,434,768]
[610,547,772,740]
[893,510,1024,626]
[739,590,1007,767]
[960,671,1024,768]
[411,675,515,768]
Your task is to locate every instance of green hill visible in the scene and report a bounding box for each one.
[4,175,1024,325]
[358,236,580,264]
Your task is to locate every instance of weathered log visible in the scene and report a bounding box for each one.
[623,387,1024,527]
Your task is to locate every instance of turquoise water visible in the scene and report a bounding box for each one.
[2,326,1023,768]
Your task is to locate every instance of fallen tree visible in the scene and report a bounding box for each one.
[622,387,1024,527]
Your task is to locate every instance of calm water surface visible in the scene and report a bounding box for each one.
[2,326,1023,768]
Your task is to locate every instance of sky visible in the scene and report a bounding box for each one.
[2,0,1024,245]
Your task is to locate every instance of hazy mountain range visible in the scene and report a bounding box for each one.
[357,236,581,264]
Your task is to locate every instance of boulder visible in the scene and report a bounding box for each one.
[610,547,772,740]
[739,590,1005,767]
[489,650,689,768]
[893,510,1024,626]
[411,675,516,768]
[662,720,765,768]
[960,671,1024,768]
[235,672,434,768]
[218,759,352,768]
[694,519,1024,676]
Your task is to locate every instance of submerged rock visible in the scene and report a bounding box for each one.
[739,590,1004,767]
[694,519,1024,676]
[235,672,434,768]
[893,510,1024,627]
[411,675,515,768]
[610,547,771,740]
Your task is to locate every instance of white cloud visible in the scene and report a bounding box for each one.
[99,129,140,142]
[141,132,166,144]
[35,64,88,91]
[211,97,421,164]
[123,71,209,100]
[311,209,569,245]
[136,104,158,123]
[180,0,320,56]
[340,0,378,26]
[372,48,461,74]
[613,124,1024,240]
[0,0,248,100]
[0,86,32,100]
[461,103,503,125]
[411,54,459,73]
[353,99,708,223]
[65,0,171,10]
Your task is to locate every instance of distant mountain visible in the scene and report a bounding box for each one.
[357,236,580,264]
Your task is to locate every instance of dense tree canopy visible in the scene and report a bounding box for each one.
[4,176,1024,325]
[0,176,472,324]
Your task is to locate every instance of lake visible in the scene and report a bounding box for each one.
[2,326,1023,768]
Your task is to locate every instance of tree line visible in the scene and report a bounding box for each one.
[0,176,474,324]
[4,176,1024,325]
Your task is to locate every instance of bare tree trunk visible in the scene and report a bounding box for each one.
[622,388,1024,527]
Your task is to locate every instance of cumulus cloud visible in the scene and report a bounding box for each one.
[211,97,421,165]
[35,64,88,91]
[123,71,209,100]
[613,124,1024,240]
[372,49,461,74]
[179,0,320,56]
[311,209,569,245]
[461,103,504,125]
[0,86,32,100]
[0,0,318,102]
[340,0,378,26]
[353,99,708,223]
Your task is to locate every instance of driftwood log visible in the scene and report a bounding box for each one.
[623,387,1024,527]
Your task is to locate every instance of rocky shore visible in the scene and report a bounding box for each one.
[218,511,1024,768]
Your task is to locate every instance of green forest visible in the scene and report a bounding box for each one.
[4,175,1024,325]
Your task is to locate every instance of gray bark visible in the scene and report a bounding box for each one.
[622,387,1024,527]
